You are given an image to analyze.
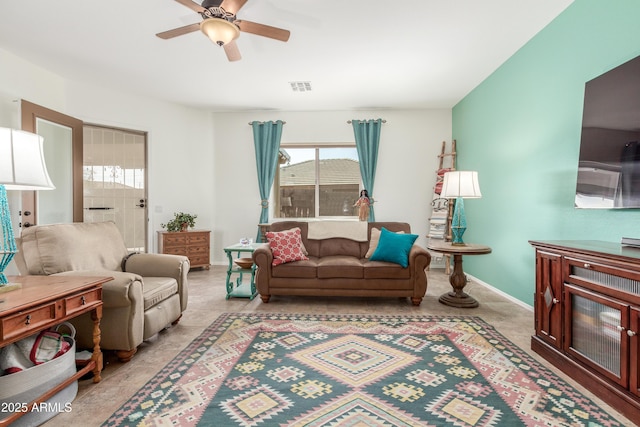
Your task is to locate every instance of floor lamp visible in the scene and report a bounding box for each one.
[440,171,482,245]
[0,127,55,287]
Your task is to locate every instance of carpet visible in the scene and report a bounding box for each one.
[103,313,622,426]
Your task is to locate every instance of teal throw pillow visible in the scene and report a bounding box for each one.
[369,227,418,268]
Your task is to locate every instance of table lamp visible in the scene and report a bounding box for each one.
[0,127,55,286]
[440,171,482,245]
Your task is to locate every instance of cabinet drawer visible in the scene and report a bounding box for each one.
[163,246,187,255]
[565,257,640,303]
[163,234,188,246]
[189,256,210,267]
[65,289,102,315]
[188,245,208,255]
[1,303,57,341]
[187,233,209,245]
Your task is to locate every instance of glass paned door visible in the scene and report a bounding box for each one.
[37,119,73,224]
[564,283,628,387]
[83,126,147,252]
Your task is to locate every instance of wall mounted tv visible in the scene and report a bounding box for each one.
[575,54,640,209]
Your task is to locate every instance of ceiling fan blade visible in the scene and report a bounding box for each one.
[236,20,290,42]
[223,40,242,61]
[220,0,247,15]
[174,0,206,13]
[156,23,201,39]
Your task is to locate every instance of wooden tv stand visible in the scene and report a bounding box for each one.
[0,275,111,426]
[529,240,640,420]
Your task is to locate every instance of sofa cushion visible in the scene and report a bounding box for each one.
[266,228,309,266]
[363,261,412,279]
[317,238,362,258]
[317,256,364,279]
[271,258,318,278]
[370,227,418,268]
[20,221,129,275]
[142,277,179,310]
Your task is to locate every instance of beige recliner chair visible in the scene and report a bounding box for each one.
[14,221,189,362]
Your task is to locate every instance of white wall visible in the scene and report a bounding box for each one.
[0,47,215,258]
[212,110,451,264]
[0,47,452,268]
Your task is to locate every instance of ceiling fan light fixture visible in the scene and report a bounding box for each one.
[200,18,240,46]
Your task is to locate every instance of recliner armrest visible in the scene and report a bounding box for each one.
[53,269,144,352]
[124,253,189,279]
[54,270,143,308]
[123,253,190,312]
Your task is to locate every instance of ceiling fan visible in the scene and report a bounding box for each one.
[156,0,290,62]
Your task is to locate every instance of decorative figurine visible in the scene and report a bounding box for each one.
[353,189,370,221]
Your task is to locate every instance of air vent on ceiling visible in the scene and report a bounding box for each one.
[290,81,312,92]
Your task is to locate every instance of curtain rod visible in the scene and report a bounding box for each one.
[347,119,387,124]
[248,121,287,125]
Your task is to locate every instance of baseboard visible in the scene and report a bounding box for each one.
[466,273,533,312]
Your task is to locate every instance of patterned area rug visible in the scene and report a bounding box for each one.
[103,313,621,426]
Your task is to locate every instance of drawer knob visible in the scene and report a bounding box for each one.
[628,330,637,337]
[552,298,559,304]
[81,295,86,305]
[25,314,31,325]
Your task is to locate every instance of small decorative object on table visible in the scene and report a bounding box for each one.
[161,212,197,232]
[234,257,253,270]
[353,189,371,221]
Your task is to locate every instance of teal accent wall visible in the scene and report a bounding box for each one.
[452,0,640,305]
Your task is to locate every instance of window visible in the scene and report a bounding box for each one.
[275,145,360,218]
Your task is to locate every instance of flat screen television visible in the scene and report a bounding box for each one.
[575,54,640,209]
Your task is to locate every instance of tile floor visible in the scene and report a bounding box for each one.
[42,266,635,426]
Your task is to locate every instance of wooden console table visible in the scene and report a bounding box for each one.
[427,241,491,308]
[0,275,111,426]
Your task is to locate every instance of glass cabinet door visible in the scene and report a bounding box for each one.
[564,284,629,387]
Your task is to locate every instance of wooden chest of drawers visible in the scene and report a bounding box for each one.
[158,230,211,269]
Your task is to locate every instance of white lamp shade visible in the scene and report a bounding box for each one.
[0,127,55,190]
[441,171,481,199]
[200,18,240,46]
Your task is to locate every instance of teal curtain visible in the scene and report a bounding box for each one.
[252,120,284,241]
[352,119,382,221]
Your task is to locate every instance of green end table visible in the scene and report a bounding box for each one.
[223,242,262,300]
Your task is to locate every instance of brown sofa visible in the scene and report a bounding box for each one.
[253,221,430,305]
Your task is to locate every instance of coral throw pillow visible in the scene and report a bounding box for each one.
[265,227,309,266]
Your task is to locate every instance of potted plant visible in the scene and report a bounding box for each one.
[161,212,197,232]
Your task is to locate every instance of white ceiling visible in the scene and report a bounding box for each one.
[0,0,573,112]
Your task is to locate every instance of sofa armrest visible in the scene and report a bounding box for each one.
[124,253,190,312]
[252,244,273,293]
[408,244,431,296]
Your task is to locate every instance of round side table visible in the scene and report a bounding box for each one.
[427,241,492,308]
